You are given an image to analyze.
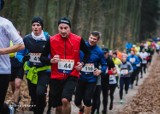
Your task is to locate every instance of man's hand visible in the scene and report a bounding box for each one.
[22,54,30,63]
[93,68,102,76]
[50,55,60,63]
[75,62,83,71]
[124,71,129,75]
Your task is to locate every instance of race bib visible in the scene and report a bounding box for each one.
[109,75,117,84]
[130,58,135,63]
[29,53,41,63]
[120,69,128,75]
[58,59,74,74]
[81,63,95,73]
[142,59,147,64]
[136,63,141,67]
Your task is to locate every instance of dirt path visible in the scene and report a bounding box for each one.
[6,54,158,114]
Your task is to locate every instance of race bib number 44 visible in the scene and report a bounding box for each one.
[58,59,74,74]
[81,63,95,73]
[29,53,41,63]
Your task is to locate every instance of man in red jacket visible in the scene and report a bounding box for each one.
[40,17,90,114]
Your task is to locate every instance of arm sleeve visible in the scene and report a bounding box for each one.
[5,21,24,45]
[133,56,140,65]
[40,40,51,65]
[15,48,27,63]
[100,52,107,74]
[80,38,90,64]
[128,62,133,73]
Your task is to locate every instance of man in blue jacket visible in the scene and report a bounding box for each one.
[74,31,107,114]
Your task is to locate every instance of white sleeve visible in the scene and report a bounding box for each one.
[4,21,24,45]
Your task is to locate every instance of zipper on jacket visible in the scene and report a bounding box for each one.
[64,39,67,78]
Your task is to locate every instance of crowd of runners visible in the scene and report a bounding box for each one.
[0,0,160,114]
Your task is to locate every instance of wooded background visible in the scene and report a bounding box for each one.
[1,0,159,49]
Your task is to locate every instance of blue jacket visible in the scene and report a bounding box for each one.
[79,42,107,82]
[127,54,140,70]
[125,42,133,50]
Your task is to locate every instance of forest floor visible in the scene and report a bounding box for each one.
[5,53,160,114]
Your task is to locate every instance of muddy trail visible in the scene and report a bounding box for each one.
[5,54,159,114]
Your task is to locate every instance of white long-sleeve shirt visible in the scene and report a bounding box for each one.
[0,16,24,74]
[139,52,148,64]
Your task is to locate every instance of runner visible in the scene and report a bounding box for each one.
[155,42,160,54]
[74,31,107,114]
[0,0,25,113]
[108,64,118,110]
[146,46,154,66]
[140,42,145,52]
[125,42,133,54]
[101,48,116,114]
[112,51,122,84]
[40,17,90,114]
[135,52,142,85]
[116,50,123,60]
[127,50,140,89]
[9,31,24,110]
[139,49,148,77]
[119,56,133,104]
[112,51,122,66]
[16,16,50,114]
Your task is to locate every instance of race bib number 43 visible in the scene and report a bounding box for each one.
[81,63,95,73]
[29,53,41,63]
[58,59,74,74]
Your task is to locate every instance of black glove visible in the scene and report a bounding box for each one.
[22,55,30,63]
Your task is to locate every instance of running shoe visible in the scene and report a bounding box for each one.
[102,110,107,114]
[130,84,133,89]
[78,106,84,114]
[9,105,15,114]
[120,99,124,104]
[47,110,51,114]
